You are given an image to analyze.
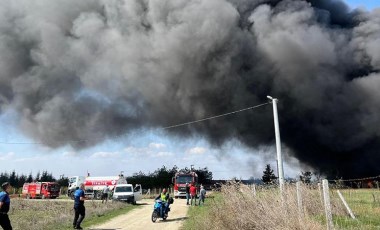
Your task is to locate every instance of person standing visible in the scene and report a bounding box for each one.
[198,186,206,206]
[0,182,12,230]
[101,185,109,204]
[189,183,197,206]
[73,183,86,229]
[109,187,114,201]
[185,183,190,205]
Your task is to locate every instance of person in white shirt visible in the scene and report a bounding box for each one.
[101,185,110,204]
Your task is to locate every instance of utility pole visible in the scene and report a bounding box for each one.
[267,96,285,193]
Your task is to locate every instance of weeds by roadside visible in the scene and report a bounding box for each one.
[9,198,135,229]
[183,182,342,230]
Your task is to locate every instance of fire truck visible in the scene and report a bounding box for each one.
[172,171,198,198]
[22,182,60,199]
[68,174,127,199]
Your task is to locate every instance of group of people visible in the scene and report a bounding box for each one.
[185,183,206,206]
[0,181,207,230]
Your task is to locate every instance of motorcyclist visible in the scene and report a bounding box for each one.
[155,189,170,217]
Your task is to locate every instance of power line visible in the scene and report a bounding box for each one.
[0,102,270,145]
[328,175,380,182]
[0,139,87,145]
[162,102,270,130]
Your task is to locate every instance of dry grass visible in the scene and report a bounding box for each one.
[187,182,349,230]
[9,198,129,229]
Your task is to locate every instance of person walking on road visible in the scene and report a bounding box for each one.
[73,183,86,229]
[198,186,206,206]
[190,183,197,206]
[0,182,12,230]
[101,185,109,204]
[185,183,190,205]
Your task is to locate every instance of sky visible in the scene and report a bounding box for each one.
[344,0,379,10]
[1,108,304,180]
[0,0,379,181]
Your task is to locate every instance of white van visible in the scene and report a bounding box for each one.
[112,184,142,205]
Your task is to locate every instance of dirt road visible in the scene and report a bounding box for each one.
[90,198,189,230]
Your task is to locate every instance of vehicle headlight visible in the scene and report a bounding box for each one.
[113,195,118,199]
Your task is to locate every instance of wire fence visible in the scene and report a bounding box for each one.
[195,181,380,229]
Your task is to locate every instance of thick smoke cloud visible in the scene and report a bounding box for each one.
[1,0,380,177]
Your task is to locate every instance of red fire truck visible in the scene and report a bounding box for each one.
[22,182,60,199]
[172,171,198,198]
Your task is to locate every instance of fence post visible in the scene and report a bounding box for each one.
[318,182,323,204]
[337,190,355,219]
[252,184,256,197]
[322,179,334,230]
[296,182,304,220]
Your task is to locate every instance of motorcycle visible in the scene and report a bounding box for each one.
[151,197,173,222]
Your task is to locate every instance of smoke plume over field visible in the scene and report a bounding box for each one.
[0,0,380,177]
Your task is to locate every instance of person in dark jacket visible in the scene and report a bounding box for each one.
[0,182,12,230]
[73,183,86,229]
[185,183,190,205]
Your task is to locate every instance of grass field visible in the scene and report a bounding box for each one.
[9,198,137,229]
[7,186,380,229]
[183,184,380,230]
[332,189,380,229]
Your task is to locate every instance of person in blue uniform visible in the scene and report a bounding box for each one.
[0,182,12,230]
[73,183,86,229]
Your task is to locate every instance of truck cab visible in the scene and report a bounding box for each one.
[112,184,142,205]
[173,172,198,198]
[68,176,85,199]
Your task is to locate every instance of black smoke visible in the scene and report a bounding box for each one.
[0,0,379,178]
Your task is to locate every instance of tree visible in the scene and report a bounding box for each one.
[0,172,9,186]
[57,176,69,187]
[262,164,277,184]
[299,171,312,184]
[18,174,27,188]
[9,170,17,187]
[27,172,33,183]
[40,171,55,182]
[35,171,40,182]
[194,167,213,185]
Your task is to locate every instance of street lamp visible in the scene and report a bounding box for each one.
[267,95,285,193]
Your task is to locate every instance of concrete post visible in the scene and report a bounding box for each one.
[322,180,334,230]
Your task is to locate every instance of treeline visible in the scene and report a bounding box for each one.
[127,165,213,189]
[0,170,69,189]
[0,166,212,190]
